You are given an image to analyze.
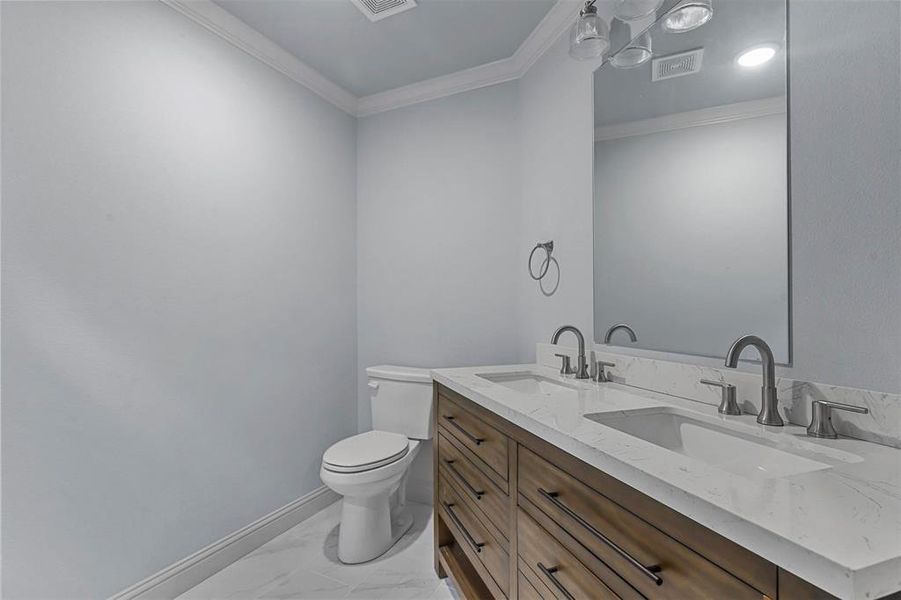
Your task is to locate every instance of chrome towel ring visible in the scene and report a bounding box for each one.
[528,241,554,281]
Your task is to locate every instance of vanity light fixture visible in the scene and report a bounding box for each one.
[613,0,663,22]
[611,31,653,68]
[735,43,779,68]
[569,0,610,61]
[661,0,712,33]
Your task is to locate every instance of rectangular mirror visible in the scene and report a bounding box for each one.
[592,0,790,363]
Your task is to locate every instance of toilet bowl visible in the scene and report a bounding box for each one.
[320,432,421,564]
[320,365,433,564]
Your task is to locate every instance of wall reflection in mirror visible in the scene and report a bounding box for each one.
[592,0,789,362]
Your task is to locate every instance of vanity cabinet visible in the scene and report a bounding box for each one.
[438,392,510,484]
[432,383,840,600]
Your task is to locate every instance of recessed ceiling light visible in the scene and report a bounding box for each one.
[661,0,712,33]
[736,43,779,68]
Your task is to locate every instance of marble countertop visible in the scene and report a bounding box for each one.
[432,364,901,600]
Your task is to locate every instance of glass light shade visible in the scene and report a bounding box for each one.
[662,0,713,33]
[614,0,664,22]
[569,6,610,60]
[610,32,652,68]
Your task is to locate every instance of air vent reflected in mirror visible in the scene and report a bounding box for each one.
[651,48,704,81]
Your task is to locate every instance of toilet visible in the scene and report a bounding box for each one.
[320,365,433,564]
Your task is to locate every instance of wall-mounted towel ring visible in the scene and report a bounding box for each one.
[539,257,560,296]
[528,241,554,281]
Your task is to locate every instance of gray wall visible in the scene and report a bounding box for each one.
[355,83,524,502]
[519,0,901,394]
[356,82,524,433]
[517,33,598,355]
[788,0,901,394]
[1,2,357,597]
[593,114,790,362]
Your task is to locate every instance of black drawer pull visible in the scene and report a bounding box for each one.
[538,488,663,586]
[442,415,484,445]
[443,459,484,500]
[442,502,485,553]
[537,563,575,600]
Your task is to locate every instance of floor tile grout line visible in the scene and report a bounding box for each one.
[307,568,356,589]
[248,573,295,600]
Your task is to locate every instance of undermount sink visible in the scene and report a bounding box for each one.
[587,407,836,480]
[478,372,579,397]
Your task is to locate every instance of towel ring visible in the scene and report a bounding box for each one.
[539,257,560,296]
[528,241,554,281]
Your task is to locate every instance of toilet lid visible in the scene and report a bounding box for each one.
[323,430,409,474]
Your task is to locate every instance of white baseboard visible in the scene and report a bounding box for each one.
[109,486,340,600]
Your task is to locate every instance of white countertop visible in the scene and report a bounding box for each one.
[432,364,901,600]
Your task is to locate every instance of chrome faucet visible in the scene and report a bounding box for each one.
[603,323,637,344]
[724,335,783,426]
[551,325,590,379]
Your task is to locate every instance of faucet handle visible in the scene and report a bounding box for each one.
[554,353,575,377]
[700,379,741,415]
[806,400,869,439]
[593,360,616,383]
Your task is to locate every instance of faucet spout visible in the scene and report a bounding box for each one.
[724,335,783,426]
[551,325,590,379]
[603,323,638,344]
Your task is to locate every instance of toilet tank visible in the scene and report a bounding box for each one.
[367,365,434,440]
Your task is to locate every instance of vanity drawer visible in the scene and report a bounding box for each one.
[518,508,623,600]
[518,447,764,599]
[438,431,509,539]
[517,569,547,600]
[438,392,509,483]
[438,473,510,596]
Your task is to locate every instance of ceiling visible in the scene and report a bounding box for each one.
[214,0,557,97]
[594,0,787,127]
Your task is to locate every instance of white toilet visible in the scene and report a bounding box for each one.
[320,365,433,564]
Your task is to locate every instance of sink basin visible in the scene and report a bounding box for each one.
[587,407,834,480]
[478,372,579,397]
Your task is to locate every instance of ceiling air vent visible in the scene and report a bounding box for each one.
[350,0,417,22]
[651,48,704,81]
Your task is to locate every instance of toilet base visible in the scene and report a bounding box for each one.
[391,506,414,543]
[337,500,413,564]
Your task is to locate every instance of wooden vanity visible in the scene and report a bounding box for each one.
[432,382,843,600]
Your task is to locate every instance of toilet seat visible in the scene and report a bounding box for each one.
[323,430,409,474]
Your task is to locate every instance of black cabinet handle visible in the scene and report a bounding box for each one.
[443,459,484,500]
[537,563,575,600]
[538,488,663,586]
[442,415,484,445]
[442,502,485,553]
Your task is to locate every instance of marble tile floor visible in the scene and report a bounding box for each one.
[178,501,459,600]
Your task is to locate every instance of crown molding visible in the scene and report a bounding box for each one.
[357,0,582,116]
[160,0,359,115]
[161,0,580,118]
[594,96,787,142]
[355,55,521,117]
[510,0,583,77]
